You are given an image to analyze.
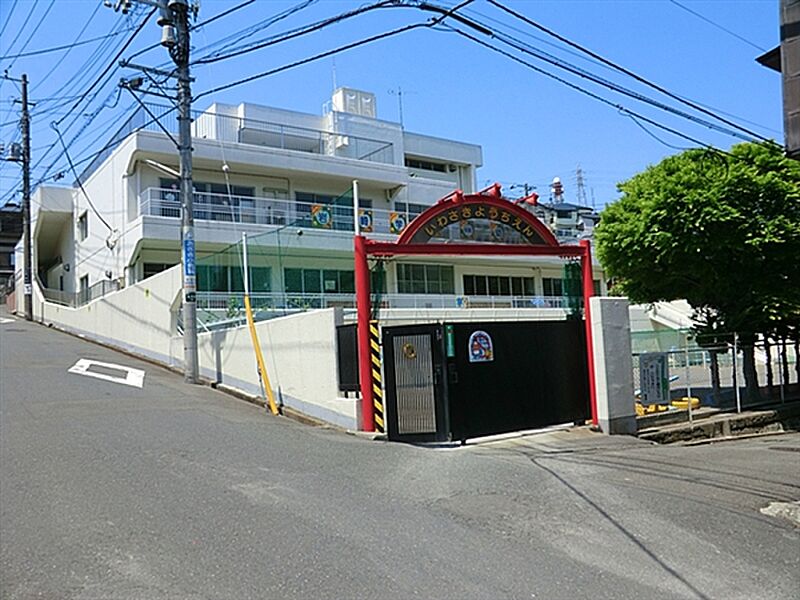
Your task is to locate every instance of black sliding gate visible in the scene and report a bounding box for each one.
[382,320,590,443]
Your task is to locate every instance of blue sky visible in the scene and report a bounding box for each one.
[0,0,783,209]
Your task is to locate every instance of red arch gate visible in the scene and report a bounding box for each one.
[354,185,598,436]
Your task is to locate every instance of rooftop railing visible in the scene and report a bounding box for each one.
[80,103,396,183]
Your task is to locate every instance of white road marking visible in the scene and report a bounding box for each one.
[0,318,14,324]
[67,358,145,388]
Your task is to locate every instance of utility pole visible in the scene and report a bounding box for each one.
[3,72,32,321]
[111,0,198,382]
[172,0,199,384]
[20,74,32,322]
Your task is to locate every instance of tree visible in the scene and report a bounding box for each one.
[595,142,800,403]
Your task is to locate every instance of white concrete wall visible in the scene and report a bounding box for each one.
[197,308,358,430]
[32,265,181,365]
[28,266,357,429]
[590,297,636,434]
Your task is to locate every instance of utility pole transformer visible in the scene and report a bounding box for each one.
[111,0,199,382]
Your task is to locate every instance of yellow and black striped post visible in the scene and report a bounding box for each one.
[369,320,385,433]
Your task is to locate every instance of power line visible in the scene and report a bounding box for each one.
[195,0,320,61]
[486,0,772,143]
[668,0,767,52]
[55,8,157,127]
[0,0,18,42]
[124,0,271,64]
[0,26,135,61]
[195,20,435,100]
[0,0,37,62]
[625,113,690,151]
[448,26,717,151]
[483,23,756,143]
[52,124,112,232]
[191,0,257,30]
[193,1,395,66]
[2,0,56,73]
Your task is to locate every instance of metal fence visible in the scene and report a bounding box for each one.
[632,329,799,417]
[80,102,395,184]
[39,278,120,308]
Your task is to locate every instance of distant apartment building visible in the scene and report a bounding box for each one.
[0,204,22,290]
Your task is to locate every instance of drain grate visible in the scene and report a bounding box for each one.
[769,446,800,453]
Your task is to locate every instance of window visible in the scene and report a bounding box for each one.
[284,268,355,294]
[593,279,602,296]
[295,192,366,231]
[542,277,563,297]
[143,263,175,279]
[79,275,89,303]
[393,202,428,220]
[397,263,454,294]
[404,157,447,172]
[463,275,535,297]
[196,265,270,292]
[159,178,255,221]
[78,212,88,241]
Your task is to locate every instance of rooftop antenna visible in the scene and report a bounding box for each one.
[388,86,415,129]
[332,58,337,92]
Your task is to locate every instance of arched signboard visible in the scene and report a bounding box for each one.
[354,184,597,434]
[396,189,559,247]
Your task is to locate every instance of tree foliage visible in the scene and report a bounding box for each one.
[595,142,800,400]
[596,142,800,335]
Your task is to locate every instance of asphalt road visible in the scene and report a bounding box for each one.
[1,313,799,599]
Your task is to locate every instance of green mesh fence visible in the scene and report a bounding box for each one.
[193,188,358,329]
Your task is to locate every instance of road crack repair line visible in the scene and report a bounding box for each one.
[67,358,146,388]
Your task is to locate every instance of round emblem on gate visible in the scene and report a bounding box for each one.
[402,343,417,359]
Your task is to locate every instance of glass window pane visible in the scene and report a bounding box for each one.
[463,275,475,295]
[231,267,244,292]
[341,270,356,293]
[499,277,510,296]
[323,270,339,293]
[251,267,271,292]
[441,267,454,294]
[511,277,522,296]
[411,264,425,281]
[304,269,321,293]
[284,268,303,292]
[488,276,500,295]
[524,277,536,296]
[475,276,487,295]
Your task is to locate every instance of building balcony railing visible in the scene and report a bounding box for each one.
[191,291,574,330]
[139,187,410,236]
[38,278,120,308]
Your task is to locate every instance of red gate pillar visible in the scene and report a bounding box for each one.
[580,239,598,426]
[354,235,375,431]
